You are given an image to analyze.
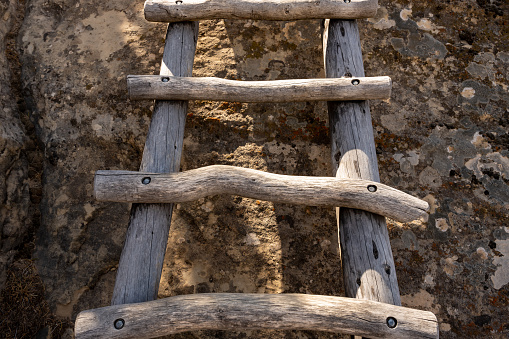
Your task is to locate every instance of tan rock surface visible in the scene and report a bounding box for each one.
[0,0,508,338]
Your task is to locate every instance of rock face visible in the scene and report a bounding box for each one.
[0,0,508,338]
[0,0,30,290]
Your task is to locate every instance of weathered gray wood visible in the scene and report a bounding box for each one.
[144,0,378,22]
[127,76,392,102]
[95,165,428,223]
[110,21,199,306]
[75,293,439,339]
[324,19,403,306]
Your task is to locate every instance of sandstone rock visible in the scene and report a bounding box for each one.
[0,0,506,338]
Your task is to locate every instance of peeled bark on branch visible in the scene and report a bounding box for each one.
[127,75,392,102]
[95,165,428,223]
[144,0,378,22]
[76,293,439,339]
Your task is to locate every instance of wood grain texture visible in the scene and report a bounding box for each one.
[127,76,392,102]
[110,21,199,306]
[95,165,428,223]
[75,293,439,339]
[144,0,378,22]
[324,19,403,305]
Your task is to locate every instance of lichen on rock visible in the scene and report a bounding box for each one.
[0,0,508,338]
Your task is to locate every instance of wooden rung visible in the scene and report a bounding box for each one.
[75,293,438,339]
[127,75,391,102]
[94,165,428,223]
[144,0,378,22]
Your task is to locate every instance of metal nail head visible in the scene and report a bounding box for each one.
[386,317,397,328]
[352,79,360,85]
[114,318,125,330]
[142,177,151,185]
[162,77,169,82]
[367,185,377,192]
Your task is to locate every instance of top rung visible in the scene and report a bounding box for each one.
[144,0,378,22]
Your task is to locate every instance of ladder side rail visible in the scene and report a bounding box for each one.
[111,21,199,305]
[324,19,402,306]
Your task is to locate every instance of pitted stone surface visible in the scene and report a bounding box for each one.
[0,0,508,337]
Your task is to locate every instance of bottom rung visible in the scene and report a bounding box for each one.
[75,293,438,339]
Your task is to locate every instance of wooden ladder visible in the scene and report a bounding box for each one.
[75,0,439,338]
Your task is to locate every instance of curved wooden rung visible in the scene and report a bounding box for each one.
[127,75,392,102]
[75,293,439,339]
[144,0,378,22]
[94,165,429,223]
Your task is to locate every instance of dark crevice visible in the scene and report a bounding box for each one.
[5,0,43,261]
[372,240,379,260]
[0,1,61,337]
